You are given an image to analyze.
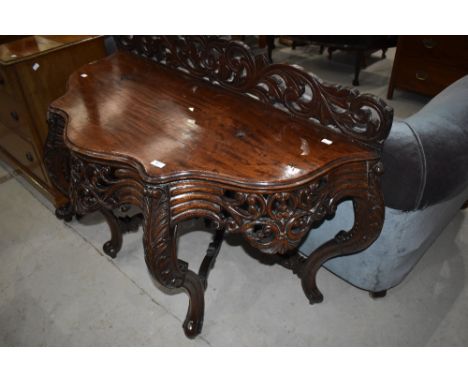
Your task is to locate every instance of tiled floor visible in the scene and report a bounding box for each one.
[1,43,467,346]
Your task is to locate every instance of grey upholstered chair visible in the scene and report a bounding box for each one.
[299,75,468,296]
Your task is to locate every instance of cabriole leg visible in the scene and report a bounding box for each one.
[142,186,205,338]
[300,184,384,304]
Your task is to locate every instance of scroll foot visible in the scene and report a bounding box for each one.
[306,288,324,305]
[55,203,74,222]
[182,271,205,338]
[101,209,123,258]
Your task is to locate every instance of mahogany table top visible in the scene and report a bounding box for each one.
[52,52,377,188]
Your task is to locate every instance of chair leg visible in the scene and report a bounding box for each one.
[266,35,275,63]
[369,290,387,299]
[353,51,363,86]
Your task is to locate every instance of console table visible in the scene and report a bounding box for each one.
[44,36,393,338]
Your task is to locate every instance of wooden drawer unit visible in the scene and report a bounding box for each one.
[0,93,34,140]
[0,36,108,206]
[0,121,45,181]
[392,57,468,96]
[388,36,468,98]
[398,36,468,63]
[0,64,22,96]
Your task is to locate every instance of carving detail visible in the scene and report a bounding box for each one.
[116,35,393,148]
[170,162,370,256]
[142,185,186,289]
[44,111,70,197]
[221,180,332,254]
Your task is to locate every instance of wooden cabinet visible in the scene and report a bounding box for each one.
[0,35,107,206]
[388,36,468,98]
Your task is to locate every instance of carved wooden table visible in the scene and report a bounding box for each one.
[44,36,393,338]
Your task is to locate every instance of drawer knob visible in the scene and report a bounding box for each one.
[422,38,436,49]
[26,152,34,162]
[416,71,428,81]
[10,111,19,121]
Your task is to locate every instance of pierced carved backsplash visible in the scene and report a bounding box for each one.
[115,35,393,149]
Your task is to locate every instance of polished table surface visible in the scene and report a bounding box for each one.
[52,52,377,187]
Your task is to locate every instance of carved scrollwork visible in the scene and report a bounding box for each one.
[44,111,70,197]
[67,155,188,287]
[170,161,371,256]
[116,35,267,92]
[68,153,146,215]
[221,180,333,254]
[70,154,120,214]
[115,35,393,148]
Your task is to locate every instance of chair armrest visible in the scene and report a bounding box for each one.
[383,75,468,211]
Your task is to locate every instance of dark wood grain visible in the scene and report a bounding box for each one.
[45,36,391,338]
[52,52,381,189]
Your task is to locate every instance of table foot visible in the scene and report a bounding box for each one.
[369,290,387,299]
[182,270,205,338]
[306,288,324,305]
[55,203,74,222]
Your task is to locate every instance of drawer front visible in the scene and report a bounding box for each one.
[393,57,468,97]
[0,64,22,97]
[398,36,468,67]
[0,92,34,141]
[0,120,45,181]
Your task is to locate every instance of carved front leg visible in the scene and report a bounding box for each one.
[142,186,205,338]
[300,164,385,304]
